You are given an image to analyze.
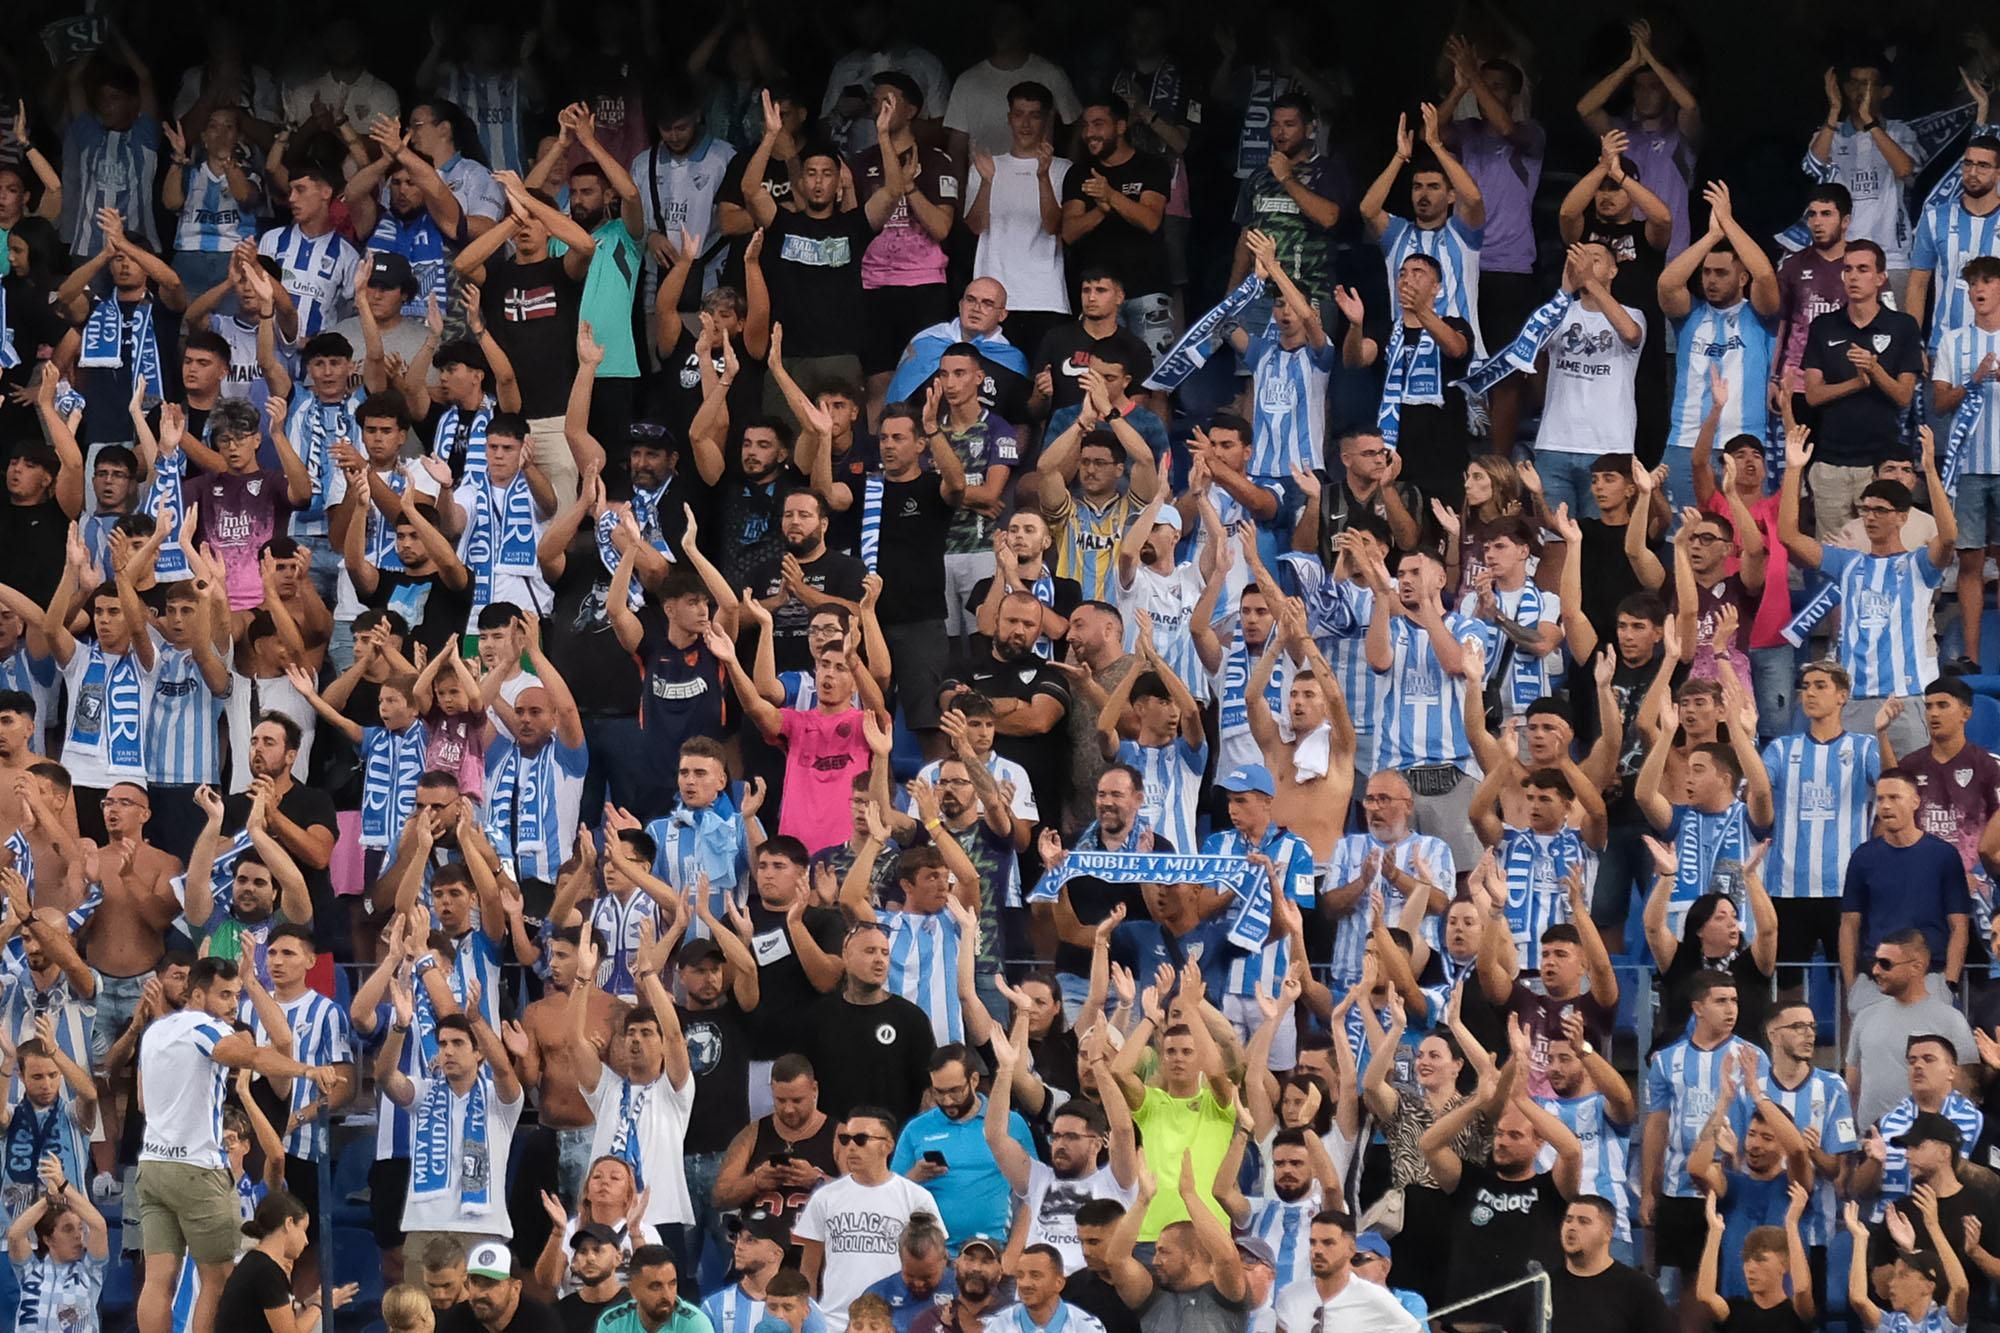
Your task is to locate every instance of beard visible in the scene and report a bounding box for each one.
[784,534,818,556]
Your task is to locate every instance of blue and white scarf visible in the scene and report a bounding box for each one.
[1146,273,1265,392]
[410,955,465,1069]
[486,739,557,882]
[3,1093,84,1219]
[1377,316,1445,447]
[1782,578,1842,648]
[411,1069,491,1216]
[288,395,357,527]
[146,446,189,577]
[463,473,539,611]
[79,295,162,394]
[435,402,492,483]
[0,277,16,371]
[608,1077,651,1189]
[1028,570,1057,658]
[2,832,31,894]
[1494,581,1548,713]
[367,467,410,571]
[630,481,671,554]
[1028,849,1251,902]
[361,720,429,848]
[1941,379,1989,500]
[859,475,886,572]
[595,510,646,610]
[1458,289,1576,398]
[70,645,143,770]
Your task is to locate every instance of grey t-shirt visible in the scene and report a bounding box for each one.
[330,313,433,454]
[1845,992,1977,1129]
[1138,1281,1251,1333]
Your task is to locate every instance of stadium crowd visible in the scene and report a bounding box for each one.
[9,5,2000,1333]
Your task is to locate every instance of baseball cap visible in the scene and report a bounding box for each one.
[571,1222,621,1251]
[366,252,417,296]
[1353,1231,1393,1260]
[1721,433,1765,457]
[960,1234,1002,1258]
[678,937,725,968]
[872,70,925,109]
[1153,505,1182,535]
[1215,765,1276,797]
[1890,1110,1963,1151]
[732,1208,791,1245]
[1234,1235,1277,1269]
[466,1241,513,1281]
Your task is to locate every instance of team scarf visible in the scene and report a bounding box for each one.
[70,644,143,770]
[79,294,162,394]
[1676,800,1755,912]
[608,1076,652,1190]
[595,510,646,610]
[463,472,539,611]
[410,954,466,1068]
[1028,846,1254,951]
[287,394,356,524]
[1145,272,1265,392]
[1782,577,1842,648]
[486,738,557,882]
[859,475,886,572]
[410,1067,492,1216]
[3,1093,83,1217]
[3,832,31,894]
[0,273,15,370]
[366,466,410,571]
[146,446,189,577]
[1028,570,1057,658]
[1502,826,1588,923]
[435,401,492,483]
[1457,289,1576,398]
[1780,106,1989,250]
[360,720,430,848]
[629,481,670,554]
[1377,312,1447,447]
[1494,582,1548,712]
[1939,354,1992,500]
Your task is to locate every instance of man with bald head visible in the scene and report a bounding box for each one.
[483,625,590,897]
[945,588,1073,828]
[886,279,1033,423]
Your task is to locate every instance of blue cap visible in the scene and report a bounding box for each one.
[1354,1231,1392,1260]
[1215,764,1275,797]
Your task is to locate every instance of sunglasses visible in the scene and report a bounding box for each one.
[836,1132,884,1146]
[1869,955,1907,971]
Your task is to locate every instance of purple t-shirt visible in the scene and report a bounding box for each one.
[1774,249,1849,392]
[1899,743,2000,873]
[191,468,293,610]
[1616,117,1697,257]
[1450,119,1545,274]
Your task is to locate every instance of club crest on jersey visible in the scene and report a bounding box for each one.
[1958,768,1975,787]
[1874,333,1893,353]
[246,478,262,496]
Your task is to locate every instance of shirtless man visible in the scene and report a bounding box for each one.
[1245,595,1355,863]
[508,921,628,1202]
[13,763,83,912]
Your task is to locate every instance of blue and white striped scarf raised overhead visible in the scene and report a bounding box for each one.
[1145,272,1266,393]
[1028,846,1262,947]
[1457,290,1577,398]
[1377,317,1445,448]
[146,447,188,577]
[1783,577,1842,648]
[79,295,162,395]
[288,395,354,525]
[361,720,429,847]
[860,475,885,572]
[464,473,539,611]
[411,1068,491,1216]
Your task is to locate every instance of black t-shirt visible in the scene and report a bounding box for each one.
[1362,313,1475,506]
[1065,1269,1144,1333]
[953,650,1072,822]
[718,151,794,290]
[679,998,753,1154]
[802,990,936,1123]
[744,898,847,1056]
[214,1249,292,1332]
[688,460,808,590]
[1444,1164,1568,1321]
[1060,150,1173,296]
[635,604,733,749]
[1581,216,1665,357]
[762,208,876,358]
[1576,517,1657,648]
[1031,324,1154,418]
[0,499,68,606]
[1661,945,1773,1045]
[875,472,955,625]
[0,278,68,444]
[360,568,475,660]
[556,1290,624,1333]
[822,435,881,558]
[483,254,582,418]
[966,573,1083,659]
[78,292,181,443]
[1718,1298,1813,1333]
[223,784,339,948]
[751,548,869,673]
[1800,306,1926,467]
[653,328,764,441]
[1549,1261,1674,1333]
[546,527,643,718]
[440,1295,564,1333]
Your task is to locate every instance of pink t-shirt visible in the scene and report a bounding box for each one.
[777,707,873,853]
[424,707,486,799]
[1703,489,1792,649]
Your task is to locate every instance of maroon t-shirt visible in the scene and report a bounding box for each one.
[1775,248,1849,391]
[1507,984,1615,1097]
[1671,573,1754,687]
[1899,742,2000,872]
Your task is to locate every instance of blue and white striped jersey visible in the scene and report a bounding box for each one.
[881,908,963,1044]
[1379,215,1485,344]
[1761,732,1879,900]
[252,989,352,1161]
[1666,301,1779,454]
[0,649,57,757]
[1644,1034,1767,1197]
[1116,737,1208,859]
[1912,197,2000,356]
[1325,831,1455,988]
[1245,336,1337,479]
[12,1251,105,1333]
[1764,1066,1858,1247]
[1498,825,1597,970]
[1372,612,1490,771]
[1876,1092,1985,1211]
[441,66,529,174]
[1875,1306,1973,1333]
[1936,323,2000,477]
[702,1283,771,1333]
[1209,824,1317,999]
[1244,1186,1323,1293]
[1818,547,1945,699]
[1534,1092,1631,1243]
[144,641,229,787]
[256,225,359,341]
[173,157,258,254]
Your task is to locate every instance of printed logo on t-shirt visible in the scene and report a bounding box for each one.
[875,1023,897,1045]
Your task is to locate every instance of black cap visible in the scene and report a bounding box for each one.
[366,251,418,296]
[731,1207,791,1245]
[872,70,924,109]
[571,1222,621,1250]
[678,937,725,967]
[1890,1110,1964,1152]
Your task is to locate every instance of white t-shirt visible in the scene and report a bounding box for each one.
[1534,304,1646,455]
[794,1174,944,1332]
[399,1074,526,1237]
[137,1009,235,1170]
[583,1068,698,1226]
[943,58,1084,157]
[968,154,1073,315]
[1022,1160,1139,1272]
[1273,1273,1421,1333]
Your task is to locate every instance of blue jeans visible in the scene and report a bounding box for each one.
[328,619,356,675]
[172,250,234,296]
[1749,644,1799,742]
[1663,444,1699,515]
[295,532,340,606]
[684,1149,730,1294]
[1534,451,1603,521]
[1057,971,1091,1024]
[555,1126,593,1204]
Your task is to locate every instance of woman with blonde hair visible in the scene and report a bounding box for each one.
[382,1284,436,1333]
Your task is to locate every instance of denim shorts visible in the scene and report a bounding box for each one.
[1534,451,1605,523]
[1954,473,2000,550]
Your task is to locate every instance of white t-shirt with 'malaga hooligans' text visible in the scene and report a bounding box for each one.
[793,1174,944,1332]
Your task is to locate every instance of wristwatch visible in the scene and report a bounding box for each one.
[1578,1040,1595,1058]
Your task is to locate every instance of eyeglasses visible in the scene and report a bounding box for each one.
[1856,504,1900,517]
[1686,533,1726,546]
[836,1132,884,1146]
[1049,1131,1102,1143]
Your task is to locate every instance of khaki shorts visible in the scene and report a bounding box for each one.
[137,1161,240,1264]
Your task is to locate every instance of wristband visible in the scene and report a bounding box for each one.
[412,954,438,978]
[1859,121,1881,133]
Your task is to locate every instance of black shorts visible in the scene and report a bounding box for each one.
[1478,270,1542,352]
[1653,1193,1709,1272]
[864,283,954,375]
[284,1154,323,1245]
[369,1155,410,1251]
